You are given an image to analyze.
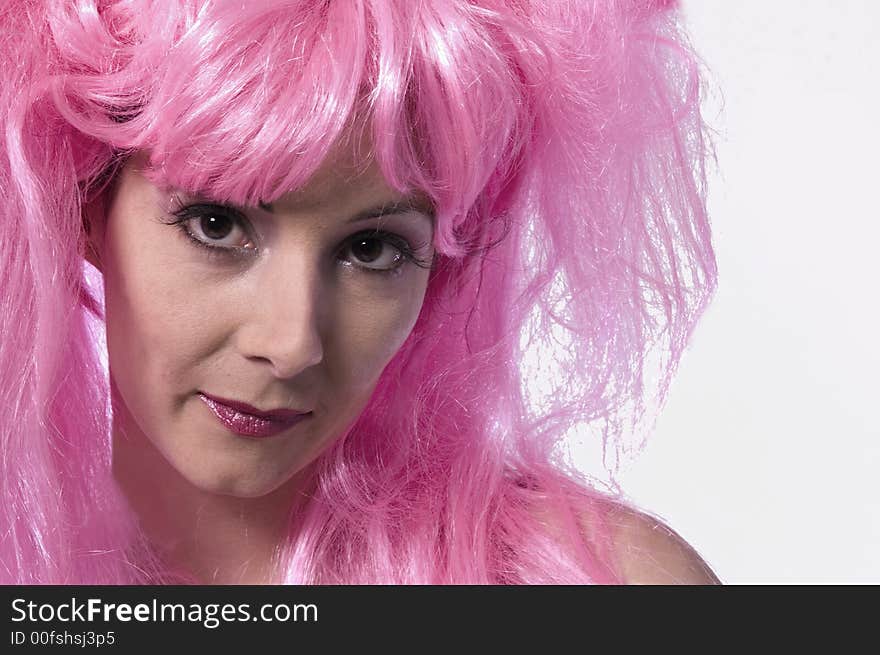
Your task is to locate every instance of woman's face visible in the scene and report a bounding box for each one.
[93,151,434,498]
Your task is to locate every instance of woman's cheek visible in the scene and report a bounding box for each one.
[340,285,424,387]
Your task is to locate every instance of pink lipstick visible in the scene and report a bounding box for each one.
[198,392,311,438]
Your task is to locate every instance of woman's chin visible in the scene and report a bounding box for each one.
[180,465,294,499]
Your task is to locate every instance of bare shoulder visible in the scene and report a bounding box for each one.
[600,501,721,585]
[516,474,720,585]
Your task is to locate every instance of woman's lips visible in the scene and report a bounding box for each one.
[198,393,311,438]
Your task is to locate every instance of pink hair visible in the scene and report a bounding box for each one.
[0,0,716,583]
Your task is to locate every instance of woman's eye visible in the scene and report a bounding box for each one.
[342,233,408,272]
[168,204,254,253]
[184,209,250,248]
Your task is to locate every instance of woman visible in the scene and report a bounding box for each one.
[0,0,719,584]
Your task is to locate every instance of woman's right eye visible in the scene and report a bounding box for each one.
[168,204,256,255]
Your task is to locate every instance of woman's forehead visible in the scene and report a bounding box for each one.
[267,146,392,210]
[262,148,432,218]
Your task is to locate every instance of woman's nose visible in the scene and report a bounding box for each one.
[235,258,326,379]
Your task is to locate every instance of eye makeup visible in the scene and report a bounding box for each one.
[158,195,434,275]
[165,202,257,262]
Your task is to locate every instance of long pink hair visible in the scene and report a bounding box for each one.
[0,0,716,583]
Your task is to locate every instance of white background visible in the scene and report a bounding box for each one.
[572,1,880,583]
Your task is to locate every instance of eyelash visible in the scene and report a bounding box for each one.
[162,203,433,275]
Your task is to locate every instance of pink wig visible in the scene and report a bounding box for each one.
[0,0,716,583]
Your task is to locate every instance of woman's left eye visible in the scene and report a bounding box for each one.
[340,232,412,273]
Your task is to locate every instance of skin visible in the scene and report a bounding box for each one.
[85,148,435,583]
[538,500,721,584]
[602,505,721,584]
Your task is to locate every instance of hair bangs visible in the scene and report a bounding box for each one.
[107,0,371,206]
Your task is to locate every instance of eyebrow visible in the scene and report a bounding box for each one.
[258,199,434,224]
